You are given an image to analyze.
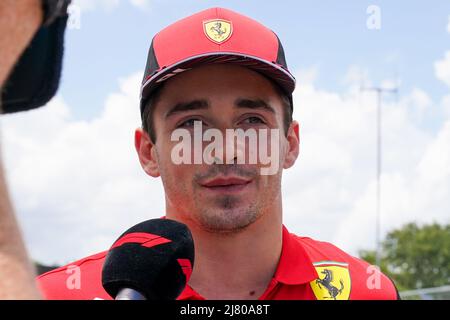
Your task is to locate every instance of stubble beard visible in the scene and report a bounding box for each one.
[192,193,263,234]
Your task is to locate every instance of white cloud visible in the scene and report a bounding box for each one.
[402,88,432,122]
[72,0,151,12]
[447,15,450,34]
[73,0,120,12]
[295,65,319,86]
[342,65,370,88]
[129,0,151,10]
[434,51,450,88]
[283,67,448,256]
[442,95,450,118]
[0,71,165,265]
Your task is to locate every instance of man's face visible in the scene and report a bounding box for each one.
[136,64,299,233]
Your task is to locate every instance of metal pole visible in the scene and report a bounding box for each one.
[360,86,398,267]
[375,89,381,268]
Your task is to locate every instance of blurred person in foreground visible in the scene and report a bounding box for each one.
[0,0,70,299]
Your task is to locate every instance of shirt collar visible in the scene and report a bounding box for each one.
[178,284,204,300]
[177,224,318,300]
[273,225,318,285]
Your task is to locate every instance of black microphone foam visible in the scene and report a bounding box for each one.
[101,218,195,300]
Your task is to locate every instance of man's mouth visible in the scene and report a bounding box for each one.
[200,176,252,193]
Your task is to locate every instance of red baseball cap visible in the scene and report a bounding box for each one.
[140,7,296,116]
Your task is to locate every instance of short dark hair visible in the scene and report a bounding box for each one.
[141,79,293,143]
[141,84,165,143]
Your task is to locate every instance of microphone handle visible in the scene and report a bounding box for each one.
[115,288,147,300]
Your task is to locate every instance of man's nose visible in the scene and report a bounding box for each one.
[207,128,245,165]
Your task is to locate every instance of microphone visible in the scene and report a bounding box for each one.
[101,218,195,300]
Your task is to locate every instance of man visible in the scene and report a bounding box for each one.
[0,0,70,299]
[38,7,399,300]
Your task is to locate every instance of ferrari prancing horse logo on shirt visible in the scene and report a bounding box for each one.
[203,19,232,44]
[310,261,351,300]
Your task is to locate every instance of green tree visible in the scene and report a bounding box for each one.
[359,222,450,291]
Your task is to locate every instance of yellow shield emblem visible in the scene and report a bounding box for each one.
[203,19,232,44]
[310,262,351,300]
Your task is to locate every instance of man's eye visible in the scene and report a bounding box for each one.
[178,119,202,128]
[243,116,265,125]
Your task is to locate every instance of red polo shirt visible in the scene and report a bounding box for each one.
[37,225,399,300]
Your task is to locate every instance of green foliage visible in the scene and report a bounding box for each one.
[359,222,450,291]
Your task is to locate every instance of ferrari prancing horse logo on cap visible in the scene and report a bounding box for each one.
[203,19,232,44]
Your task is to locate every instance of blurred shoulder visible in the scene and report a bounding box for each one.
[37,251,111,300]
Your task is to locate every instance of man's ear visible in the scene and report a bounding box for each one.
[283,120,300,169]
[134,128,160,177]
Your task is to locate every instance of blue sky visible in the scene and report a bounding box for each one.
[62,1,449,124]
